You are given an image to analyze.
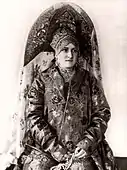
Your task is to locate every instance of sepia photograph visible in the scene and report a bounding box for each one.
[0,0,126,169]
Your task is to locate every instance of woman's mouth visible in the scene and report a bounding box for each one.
[65,60,73,62]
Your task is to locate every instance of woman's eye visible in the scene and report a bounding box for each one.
[72,49,78,53]
[62,48,68,52]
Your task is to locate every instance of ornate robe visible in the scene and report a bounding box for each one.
[20,64,117,170]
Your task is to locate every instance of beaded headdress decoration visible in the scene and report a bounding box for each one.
[50,27,79,51]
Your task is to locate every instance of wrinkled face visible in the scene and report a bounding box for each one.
[55,43,79,69]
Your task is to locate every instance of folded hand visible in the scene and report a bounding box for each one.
[74,147,86,159]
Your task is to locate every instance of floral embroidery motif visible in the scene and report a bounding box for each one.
[51,94,62,104]
[13,3,118,170]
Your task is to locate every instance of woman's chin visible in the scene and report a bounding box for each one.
[63,63,75,69]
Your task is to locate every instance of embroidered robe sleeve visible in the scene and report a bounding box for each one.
[26,75,68,162]
[77,75,111,154]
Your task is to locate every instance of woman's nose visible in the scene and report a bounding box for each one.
[67,50,73,59]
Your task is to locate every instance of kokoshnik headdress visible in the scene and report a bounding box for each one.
[24,2,102,81]
[50,27,79,51]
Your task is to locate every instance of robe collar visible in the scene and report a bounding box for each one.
[53,64,86,93]
[42,63,86,94]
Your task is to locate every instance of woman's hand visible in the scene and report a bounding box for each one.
[74,147,86,159]
[50,163,67,170]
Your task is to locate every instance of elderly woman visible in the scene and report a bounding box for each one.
[16,25,118,170]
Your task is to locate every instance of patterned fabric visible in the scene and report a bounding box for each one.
[5,3,118,170]
[24,2,98,79]
[18,64,117,170]
[21,150,57,170]
[50,27,79,51]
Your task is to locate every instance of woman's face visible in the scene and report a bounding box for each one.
[55,43,79,69]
